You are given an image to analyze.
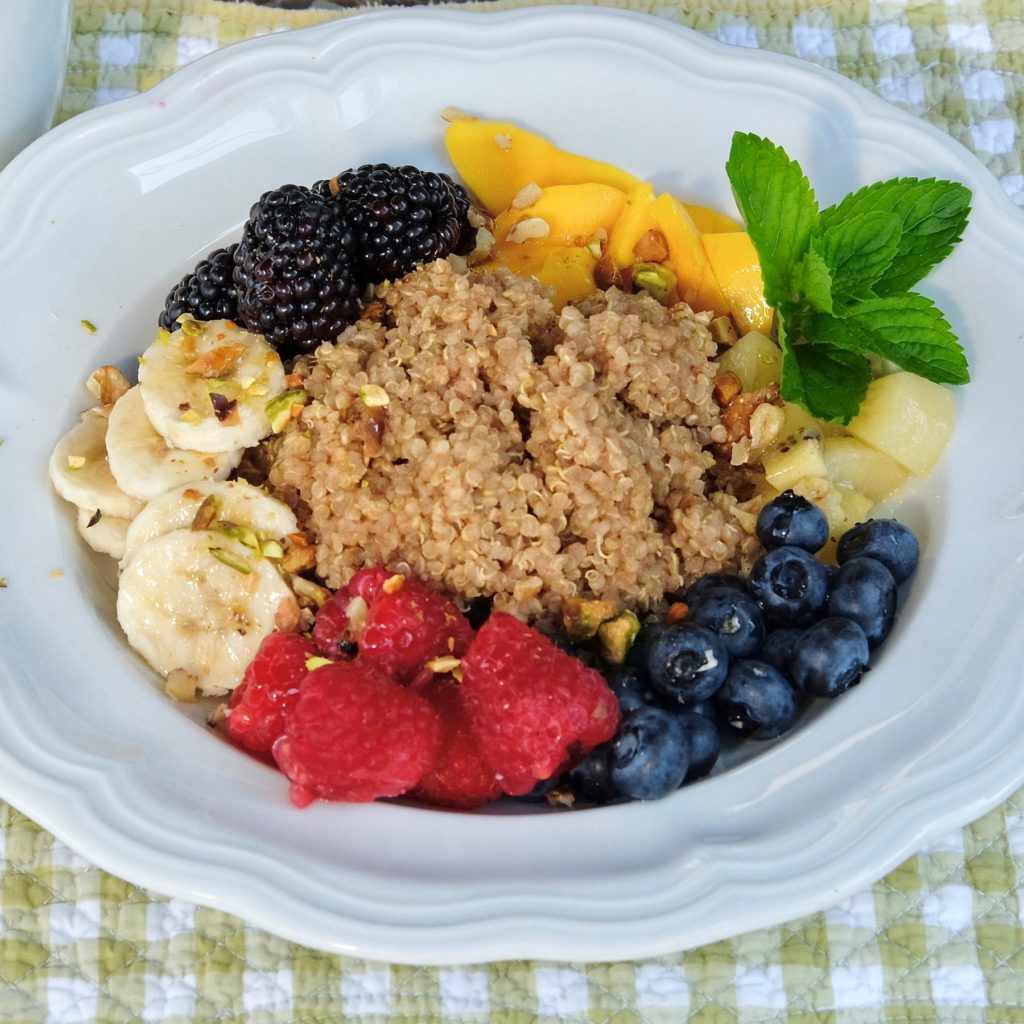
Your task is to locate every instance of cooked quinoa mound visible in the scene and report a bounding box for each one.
[268,259,761,623]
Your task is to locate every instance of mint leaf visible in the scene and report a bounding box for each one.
[795,247,833,313]
[841,293,970,384]
[819,178,970,294]
[776,316,806,406]
[815,210,901,303]
[786,339,872,423]
[726,133,818,309]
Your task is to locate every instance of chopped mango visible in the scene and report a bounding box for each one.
[701,232,773,335]
[492,183,626,248]
[445,118,638,215]
[649,193,730,316]
[685,203,743,234]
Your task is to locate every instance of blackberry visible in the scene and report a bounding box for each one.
[316,163,470,284]
[233,184,361,360]
[158,244,239,332]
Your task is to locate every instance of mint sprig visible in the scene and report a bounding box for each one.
[726,133,971,423]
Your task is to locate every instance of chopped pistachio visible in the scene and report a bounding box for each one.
[216,522,260,549]
[382,573,405,594]
[80,319,97,334]
[632,263,678,305]
[597,610,641,665]
[210,547,252,574]
[266,389,308,432]
[179,318,203,338]
[290,575,331,608]
[305,656,333,671]
[260,539,285,560]
[189,494,219,531]
[425,655,462,675]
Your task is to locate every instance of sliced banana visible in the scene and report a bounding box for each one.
[106,386,242,501]
[76,507,131,560]
[121,479,298,569]
[117,528,299,696]
[138,318,287,454]
[49,409,145,521]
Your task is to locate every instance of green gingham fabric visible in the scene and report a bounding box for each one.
[2,1,1023,1020]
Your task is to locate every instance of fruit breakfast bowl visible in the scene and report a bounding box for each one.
[2,7,1024,964]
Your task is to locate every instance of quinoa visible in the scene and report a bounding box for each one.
[267,259,762,624]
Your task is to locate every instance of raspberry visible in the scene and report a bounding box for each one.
[357,575,475,684]
[312,566,391,656]
[411,677,501,810]
[272,661,442,806]
[226,632,320,754]
[460,613,620,796]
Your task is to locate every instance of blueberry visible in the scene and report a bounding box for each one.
[646,622,729,705]
[678,712,720,782]
[715,660,798,739]
[759,627,805,675]
[756,490,829,552]
[626,621,669,673]
[837,519,919,583]
[605,665,661,713]
[609,707,690,800]
[790,617,870,698]
[687,585,766,658]
[747,545,830,626]
[510,773,564,803]
[565,746,614,804]
[684,572,748,606]
[827,556,897,646]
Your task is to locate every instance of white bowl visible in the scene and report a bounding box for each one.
[2,7,1024,964]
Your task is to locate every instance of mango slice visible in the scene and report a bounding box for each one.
[483,245,598,309]
[492,183,626,247]
[445,119,638,215]
[686,204,743,234]
[649,193,729,316]
[701,232,773,335]
[605,182,658,270]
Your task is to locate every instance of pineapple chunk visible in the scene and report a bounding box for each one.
[716,331,781,392]
[822,436,909,503]
[762,427,826,491]
[847,372,955,476]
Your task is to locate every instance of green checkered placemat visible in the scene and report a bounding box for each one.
[3,1,1024,1021]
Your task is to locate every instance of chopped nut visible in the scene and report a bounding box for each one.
[665,602,689,623]
[290,575,331,609]
[720,381,783,445]
[632,263,677,305]
[425,655,462,675]
[710,316,739,347]
[207,703,228,726]
[440,107,475,123]
[511,182,543,209]
[187,343,245,378]
[362,299,387,322]
[86,365,131,406]
[632,229,669,263]
[748,402,786,451]
[80,319,97,334]
[85,509,102,529]
[466,225,496,266]
[594,255,628,291]
[0,578,8,588]
[190,494,219,531]
[66,455,86,470]
[713,371,743,407]
[210,547,252,574]
[274,594,301,633]
[493,132,512,151]
[382,573,405,594]
[347,595,369,637]
[506,217,550,244]
[585,227,608,258]
[546,789,576,809]
[165,668,199,703]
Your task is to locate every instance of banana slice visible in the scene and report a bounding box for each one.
[106,386,242,501]
[117,528,299,696]
[49,409,145,521]
[138,318,287,454]
[76,507,131,560]
[121,479,298,568]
